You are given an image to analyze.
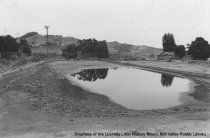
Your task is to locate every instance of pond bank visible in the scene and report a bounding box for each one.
[0,60,209,137]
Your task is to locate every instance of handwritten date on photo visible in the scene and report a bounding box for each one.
[74,132,207,137]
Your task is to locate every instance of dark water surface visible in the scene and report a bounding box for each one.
[70,67,190,110]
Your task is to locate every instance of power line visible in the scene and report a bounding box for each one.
[44,26,50,54]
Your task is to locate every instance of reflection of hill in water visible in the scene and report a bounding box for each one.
[161,74,174,87]
[71,68,108,82]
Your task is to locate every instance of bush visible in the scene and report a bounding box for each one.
[174,45,186,59]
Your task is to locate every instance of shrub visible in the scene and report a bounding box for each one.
[174,45,186,59]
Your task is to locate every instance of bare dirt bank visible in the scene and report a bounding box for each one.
[0,60,209,137]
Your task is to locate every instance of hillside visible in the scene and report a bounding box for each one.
[25,34,79,46]
[23,33,162,59]
[107,41,162,60]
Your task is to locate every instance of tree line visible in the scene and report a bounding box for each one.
[162,33,210,60]
[1,33,209,61]
[62,38,109,59]
[0,35,31,58]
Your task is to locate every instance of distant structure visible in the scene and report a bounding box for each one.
[44,26,50,54]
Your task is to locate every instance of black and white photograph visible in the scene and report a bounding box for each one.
[0,0,210,137]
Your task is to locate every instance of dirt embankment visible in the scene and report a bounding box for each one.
[0,60,210,137]
[0,62,133,137]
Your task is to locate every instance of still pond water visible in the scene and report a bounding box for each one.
[70,67,190,110]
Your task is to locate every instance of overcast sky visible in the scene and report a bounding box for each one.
[0,0,210,48]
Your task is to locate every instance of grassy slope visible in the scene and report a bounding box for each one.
[107,41,162,60]
[26,34,162,59]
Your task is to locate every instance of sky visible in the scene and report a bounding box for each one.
[0,0,210,48]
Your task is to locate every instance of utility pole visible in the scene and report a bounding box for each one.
[44,26,50,54]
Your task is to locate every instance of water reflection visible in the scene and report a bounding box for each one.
[71,68,108,82]
[161,74,174,87]
[72,69,176,88]
[70,67,190,110]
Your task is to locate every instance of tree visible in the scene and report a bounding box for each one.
[62,38,109,59]
[188,37,210,60]
[96,40,109,58]
[162,33,176,52]
[78,39,94,58]
[20,39,31,56]
[20,39,29,48]
[78,39,109,58]
[174,45,186,59]
[0,35,20,58]
[62,43,78,59]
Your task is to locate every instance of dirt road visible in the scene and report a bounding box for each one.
[0,60,209,138]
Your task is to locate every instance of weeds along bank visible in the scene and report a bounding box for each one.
[0,52,63,75]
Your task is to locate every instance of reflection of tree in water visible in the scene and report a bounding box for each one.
[161,74,174,87]
[71,68,108,82]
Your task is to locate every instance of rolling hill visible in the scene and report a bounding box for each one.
[107,41,162,60]
[23,32,162,59]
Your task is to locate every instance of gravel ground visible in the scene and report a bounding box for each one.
[0,60,209,138]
